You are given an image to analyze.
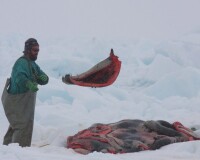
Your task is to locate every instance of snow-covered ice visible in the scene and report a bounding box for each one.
[1,0,200,159]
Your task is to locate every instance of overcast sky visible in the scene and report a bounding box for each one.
[1,0,200,40]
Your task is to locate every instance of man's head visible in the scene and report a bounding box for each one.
[23,38,39,61]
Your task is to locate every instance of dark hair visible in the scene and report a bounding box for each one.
[23,38,39,53]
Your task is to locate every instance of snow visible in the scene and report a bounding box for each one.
[1,0,200,159]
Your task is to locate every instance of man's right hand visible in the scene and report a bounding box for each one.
[26,81,38,92]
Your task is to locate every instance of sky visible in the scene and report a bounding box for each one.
[1,0,200,40]
[0,0,200,160]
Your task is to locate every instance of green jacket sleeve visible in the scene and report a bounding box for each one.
[31,61,49,85]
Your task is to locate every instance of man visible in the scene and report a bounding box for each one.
[1,38,49,147]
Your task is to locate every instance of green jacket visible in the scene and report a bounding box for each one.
[8,56,48,94]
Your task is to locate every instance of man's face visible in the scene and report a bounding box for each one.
[29,45,39,61]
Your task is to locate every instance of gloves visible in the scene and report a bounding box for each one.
[26,81,38,92]
[38,74,48,82]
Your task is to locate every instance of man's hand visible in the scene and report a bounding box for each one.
[38,74,48,82]
[26,81,38,92]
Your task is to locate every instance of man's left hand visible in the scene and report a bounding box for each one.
[38,74,48,82]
